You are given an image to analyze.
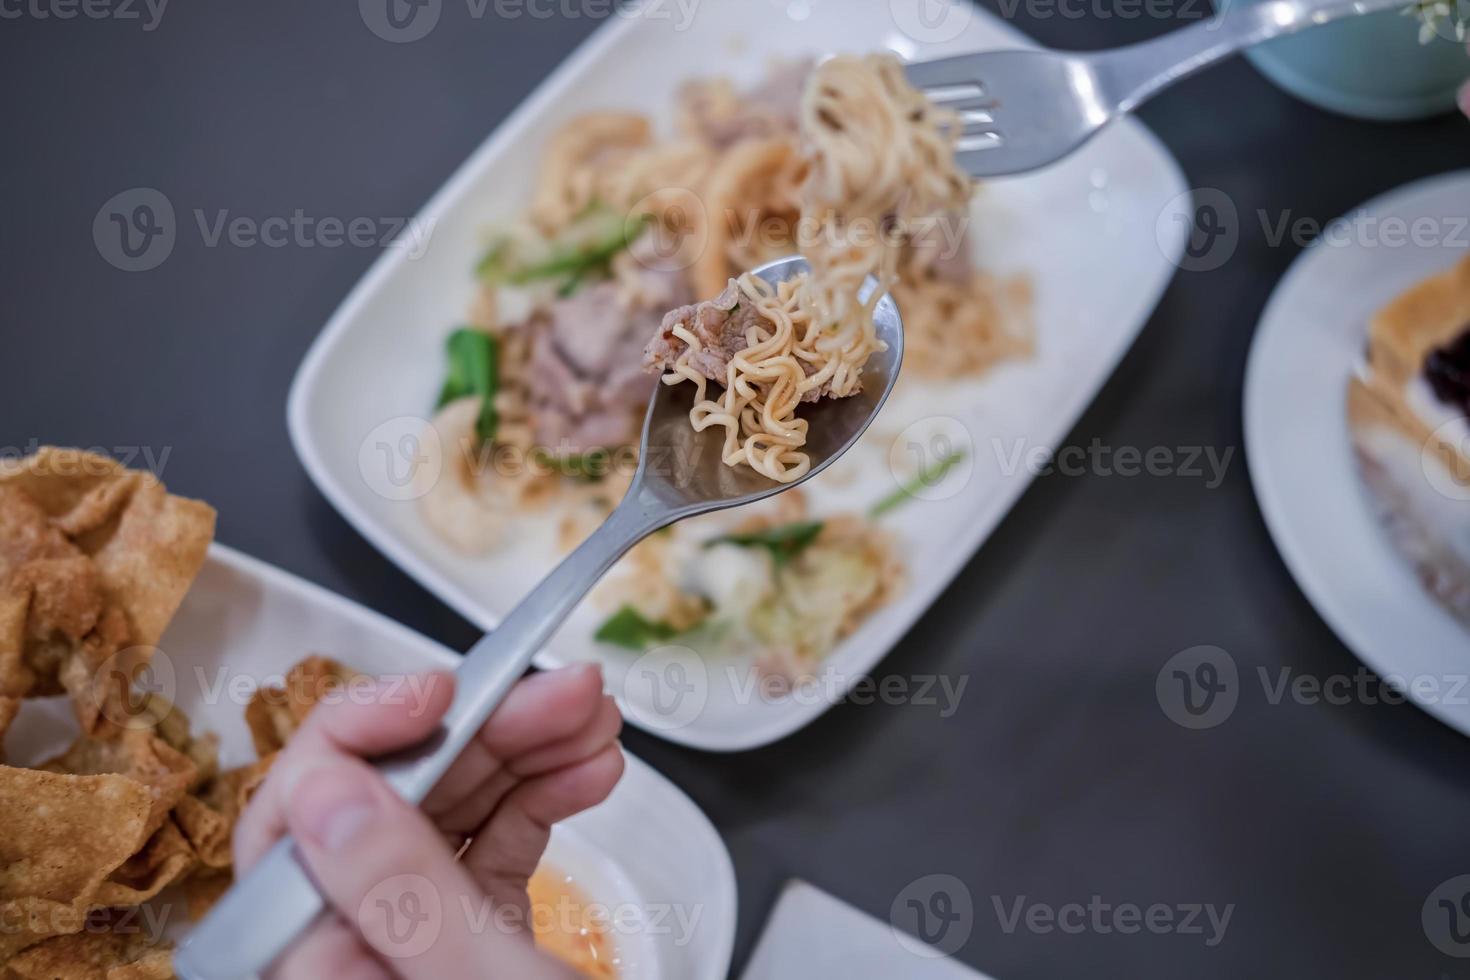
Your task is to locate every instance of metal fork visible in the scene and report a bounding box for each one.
[908,0,1412,178]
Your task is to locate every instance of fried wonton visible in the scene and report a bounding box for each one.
[4,919,173,980]
[0,448,215,750]
[0,767,152,955]
[173,756,275,871]
[93,819,196,908]
[244,655,359,756]
[123,693,219,792]
[180,869,232,923]
[40,731,196,839]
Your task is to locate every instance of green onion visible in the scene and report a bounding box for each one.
[474,237,511,279]
[476,206,649,292]
[436,328,499,444]
[510,213,648,285]
[869,450,966,518]
[594,605,680,650]
[532,448,611,483]
[706,520,825,566]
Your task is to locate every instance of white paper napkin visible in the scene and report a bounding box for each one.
[740,880,998,980]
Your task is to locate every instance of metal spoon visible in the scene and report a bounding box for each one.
[174,254,903,980]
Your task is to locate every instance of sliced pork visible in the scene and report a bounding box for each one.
[524,270,690,454]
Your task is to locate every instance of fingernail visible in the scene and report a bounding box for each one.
[290,767,378,851]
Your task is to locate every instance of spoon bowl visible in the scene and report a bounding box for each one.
[637,254,904,515]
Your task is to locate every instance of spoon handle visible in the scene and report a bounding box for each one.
[383,487,667,802]
[174,489,668,980]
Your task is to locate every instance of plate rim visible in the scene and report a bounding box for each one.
[286,6,1190,751]
[198,542,739,977]
[1242,167,1470,737]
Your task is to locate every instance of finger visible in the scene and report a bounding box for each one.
[265,916,390,980]
[291,671,456,757]
[431,695,621,836]
[423,665,605,820]
[235,672,455,871]
[285,757,566,980]
[508,695,622,777]
[462,744,625,897]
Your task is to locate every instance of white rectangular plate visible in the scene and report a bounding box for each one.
[8,544,736,980]
[288,1,1188,750]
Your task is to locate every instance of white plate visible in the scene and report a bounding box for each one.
[7,544,736,980]
[1244,170,1470,736]
[287,1,1188,750]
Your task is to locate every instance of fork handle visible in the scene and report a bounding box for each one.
[1090,0,1415,113]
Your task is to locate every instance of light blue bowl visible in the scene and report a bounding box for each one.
[1220,0,1468,120]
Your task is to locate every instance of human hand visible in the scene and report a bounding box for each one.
[233,664,624,979]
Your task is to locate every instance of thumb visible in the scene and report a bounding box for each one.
[284,759,570,980]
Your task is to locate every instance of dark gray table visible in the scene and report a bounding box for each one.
[5,3,1470,977]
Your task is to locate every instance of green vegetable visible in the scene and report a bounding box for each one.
[436,328,499,444]
[594,605,680,650]
[530,448,615,483]
[706,520,825,566]
[474,237,511,279]
[476,205,649,295]
[869,450,966,518]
